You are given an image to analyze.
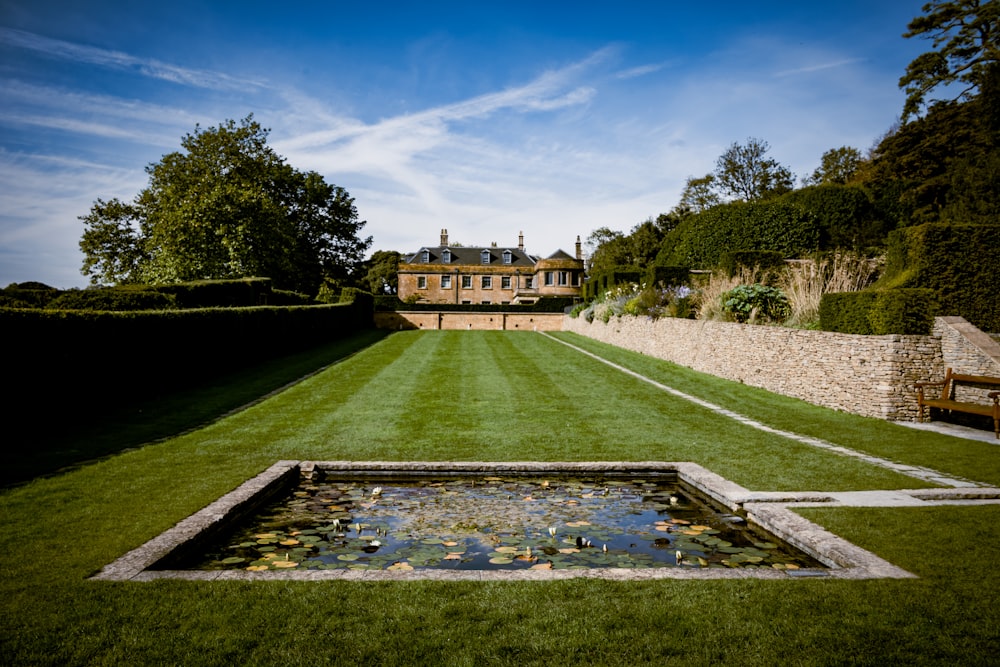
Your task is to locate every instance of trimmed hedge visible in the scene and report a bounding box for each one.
[657,200,821,269]
[718,250,786,278]
[45,289,177,311]
[3,303,372,434]
[880,222,1000,332]
[582,268,643,301]
[643,264,691,288]
[819,288,938,335]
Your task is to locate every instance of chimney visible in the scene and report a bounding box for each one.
[518,231,524,252]
[440,228,448,246]
[575,235,582,260]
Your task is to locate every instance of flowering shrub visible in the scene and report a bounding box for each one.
[577,283,696,321]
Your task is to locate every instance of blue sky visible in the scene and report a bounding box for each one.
[0,1,929,288]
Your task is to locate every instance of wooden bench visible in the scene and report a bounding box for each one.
[915,368,1000,438]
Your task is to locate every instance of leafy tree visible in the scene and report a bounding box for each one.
[900,0,1000,120]
[804,146,864,185]
[585,227,631,273]
[79,116,371,295]
[713,138,794,201]
[361,250,401,294]
[677,174,722,212]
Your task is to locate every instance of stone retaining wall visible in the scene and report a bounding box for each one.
[563,314,999,421]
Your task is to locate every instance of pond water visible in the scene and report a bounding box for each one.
[180,475,823,572]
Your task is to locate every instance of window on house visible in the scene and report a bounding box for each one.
[442,249,452,264]
[462,275,472,289]
[525,276,534,289]
[417,276,427,289]
[441,275,452,289]
[481,250,491,264]
[503,250,512,264]
[420,250,429,263]
[558,271,569,286]
[481,276,492,289]
[544,272,554,286]
[501,276,512,289]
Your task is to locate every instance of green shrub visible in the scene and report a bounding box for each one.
[658,200,821,268]
[781,184,886,251]
[819,288,938,335]
[644,264,690,288]
[879,223,1000,331]
[46,288,177,311]
[721,284,791,323]
[719,251,786,279]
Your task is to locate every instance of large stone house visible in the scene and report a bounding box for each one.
[397,229,585,304]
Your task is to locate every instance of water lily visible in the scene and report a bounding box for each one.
[675,550,683,564]
[371,486,383,497]
[548,527,557,538]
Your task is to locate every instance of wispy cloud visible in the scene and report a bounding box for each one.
[616,63,664,79]
[774,58,865,77]
[0,27,266,91]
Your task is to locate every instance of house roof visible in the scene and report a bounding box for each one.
[402,246,539,268]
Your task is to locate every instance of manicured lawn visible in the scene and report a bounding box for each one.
[3,330,999,665]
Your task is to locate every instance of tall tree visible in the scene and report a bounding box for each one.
[361,250,402,294]
[677,174,722,212]
[713,138,794,201]
[804,146,864,185]
[900,0,1000,119]
[79,116,371,295]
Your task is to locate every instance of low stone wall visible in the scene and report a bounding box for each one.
[375,311,564,331]
[934,316,1000,404]
[563,314,945,421]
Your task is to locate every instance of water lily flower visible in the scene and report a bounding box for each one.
[675,550,683,564]
[669,496,679,505]
[371,486,383,497]
[548,527,557,538]
[603,544,608,552]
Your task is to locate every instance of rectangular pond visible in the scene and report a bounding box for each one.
[92,461,915,581]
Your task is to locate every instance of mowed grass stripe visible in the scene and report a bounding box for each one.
[552,331,1000,487]
[195,329,930,490]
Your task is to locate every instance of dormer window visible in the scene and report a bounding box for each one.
[442,248,452,264]
[420,250,430,263]
[502,249,513,264]
[481,250,491,264]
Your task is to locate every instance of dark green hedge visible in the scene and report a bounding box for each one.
[45,289,177,311]
[142,277,275,308]
[819,289,938,335]
[781,184,886,251]
[2,303,371,431]
[582,268,643,301]
[657,200,821,269]
[879,222,1000,332]
[375,296,576,313]
[718,251,786,278]
[643,264,691,288]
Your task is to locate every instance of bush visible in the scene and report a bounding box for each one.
[781,184,886,251]
[718,251,786,279]
[879,223,1000,332]
[819,288,938,335]
[658,200,821,268]
[721,284,791,324]
[46,288,177,311]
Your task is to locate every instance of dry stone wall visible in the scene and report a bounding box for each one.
[563,314,956,421]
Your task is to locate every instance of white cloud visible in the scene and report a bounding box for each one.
[0,27,265,91]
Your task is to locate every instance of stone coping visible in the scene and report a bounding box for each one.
[91,461,916,582]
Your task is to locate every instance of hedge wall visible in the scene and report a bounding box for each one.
[657,200,821,269]
[879,223,1000,332]
[3,302,371,432]
[819,288,938,335]
[582,268,643,301]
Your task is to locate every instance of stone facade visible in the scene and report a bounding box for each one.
[563,314,1000,422]
[375,311,564,331]
[397,229,585,305]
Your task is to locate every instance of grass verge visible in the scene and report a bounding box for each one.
[3,330,999,666]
